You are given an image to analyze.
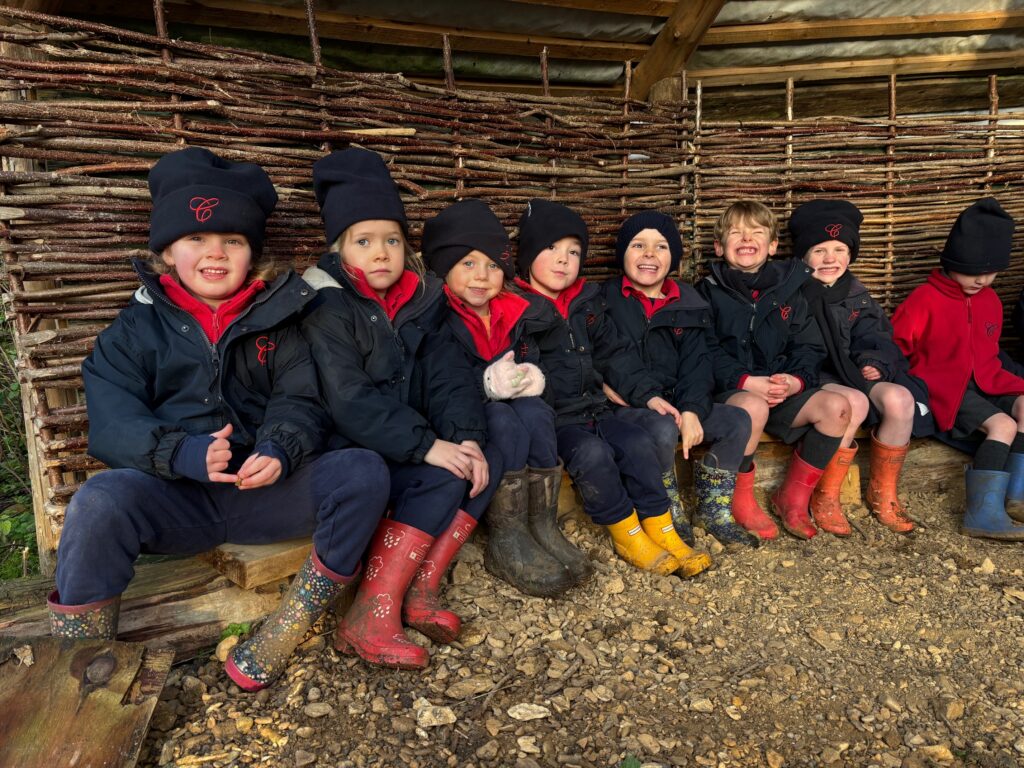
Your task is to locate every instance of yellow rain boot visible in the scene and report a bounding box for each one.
[640,511,712,578]
[606,511,680,575]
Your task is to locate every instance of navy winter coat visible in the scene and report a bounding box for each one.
[301,253,486,464]
[696,258,825,392]
[83,262,327,479]
[534,281,662,427]
[600,277,714,420]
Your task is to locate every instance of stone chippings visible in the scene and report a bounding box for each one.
[140,490,1024,768]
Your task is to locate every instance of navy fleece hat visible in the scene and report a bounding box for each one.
[515,198,589,279]
[421,199,515,279]
[941,197,1015,275]
[789,199,863,263]
[313,148,407,248]
[148,147,277,255]
[615,211,683,271]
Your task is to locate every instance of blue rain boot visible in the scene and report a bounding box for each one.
[692,461,759,547]
[662,469,694,546]
[961,466,1024,541]
[1003,452,1024,523]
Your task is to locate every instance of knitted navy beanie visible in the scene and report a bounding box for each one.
[615,211,683,271]
[148,147,277,255]
[313,148,407,248]
[941,197,1014,275]
[515,199,589,279]
[789,199,863,263]
[421,199,515,279]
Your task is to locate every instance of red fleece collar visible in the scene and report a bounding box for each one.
[927,268,974,300]
[516,276,586,319]
[348,267,420,320]
[445,286,528,360]
[621,275,679,319]
[159,274,265,343]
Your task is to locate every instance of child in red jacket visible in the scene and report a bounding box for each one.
[892,198,1024,540]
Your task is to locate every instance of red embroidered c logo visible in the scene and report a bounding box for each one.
[255,335,276,365]
[825,223,842,239]
[190,196,220,223]
[779,306,792,321]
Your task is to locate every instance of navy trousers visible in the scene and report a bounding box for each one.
[56,449,389,605]
[387,461,467,537]
[614,403,752,473]
[556,414,669,526]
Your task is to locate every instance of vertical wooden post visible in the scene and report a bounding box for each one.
[691,80,704,277]
[784,78,794,220]
[984,75,999,194]
[303,0,331,153]
[883,74,897,310]
[152,0,183,137]
[541,47,557,202]
[620,61,632,222]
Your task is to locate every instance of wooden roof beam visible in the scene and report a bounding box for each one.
[60,0,647,61]
[703,10,1024,47]
[631,0,726,99]
[688,49,1024,87]
[504,0,675,16]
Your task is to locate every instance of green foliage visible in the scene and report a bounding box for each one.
[0,317,35,580]
[220,622,252,641]
[619,757,642,768]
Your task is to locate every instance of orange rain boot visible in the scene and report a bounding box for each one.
[606,511,680,575]
[810,443,857,536]
[865,433,914,533]
[732,465,779,540]
[771,452,825,540]
[640,511,712,577]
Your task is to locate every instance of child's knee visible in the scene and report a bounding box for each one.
[847,390,870,425]
[983,413,1017,443]
[565,437,615,476]
[881,385,915,418]
[735,394,769,428]
[821,391,853,428]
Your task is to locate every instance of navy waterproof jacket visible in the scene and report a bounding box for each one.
[696,258,825,392]
[600,277,715,420]
[83,262,327,479]
[533,281,662,427]
[301,253,486,464]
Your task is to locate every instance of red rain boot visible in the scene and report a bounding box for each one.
[810,444,857,536]
[732,465,779,540]
[402,509,477,644]
[771,452,826,540]
[335,520,433,670]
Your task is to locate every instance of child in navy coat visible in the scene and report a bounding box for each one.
[420,199,591,596]
[791,199,932,536]
[516,199,711,577]
[698,200,852,541]
[301,148,489,669]
[602,211,756,547]
[50,147,390,694]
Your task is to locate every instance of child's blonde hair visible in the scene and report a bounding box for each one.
[150,242,278,282]
[713,200,779,244]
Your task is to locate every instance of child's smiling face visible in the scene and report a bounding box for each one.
[623,228,672,297]
[803,240,851,285]
[445,250,504,315]
[714,216,777,273]
[161,232,252,308]
[947,270,997,296]
[528,236,582,299]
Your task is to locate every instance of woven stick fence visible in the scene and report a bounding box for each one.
[1,8,1022,573]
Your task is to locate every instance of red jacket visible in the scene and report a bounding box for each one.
[892,269,1024,431]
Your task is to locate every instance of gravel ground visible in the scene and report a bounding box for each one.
[140,487,1024,768]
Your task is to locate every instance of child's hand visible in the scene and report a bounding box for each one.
[425,439,482,482]
[743,376,785,405]
[461,440,490,498]
[483,352,528,400]
[861,365,882,381]
[603,383,628,406]
[516,363,546,398]
[647,396,680,420]
[207,424,238,483]
[677,411,704,460]
[769,373,798,399]
[235,452,283,489]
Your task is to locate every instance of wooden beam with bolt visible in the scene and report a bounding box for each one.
[631,0,727,100]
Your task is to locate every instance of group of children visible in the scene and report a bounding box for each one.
[46,145,1024,692]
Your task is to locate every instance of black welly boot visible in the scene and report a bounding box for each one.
[527,463,594,585]
[484,469,575,597]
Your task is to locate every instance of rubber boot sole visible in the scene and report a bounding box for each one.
[960,524,1024,542]
[334,632,429,670]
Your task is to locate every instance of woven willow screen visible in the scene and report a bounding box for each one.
[2,9,1023,573]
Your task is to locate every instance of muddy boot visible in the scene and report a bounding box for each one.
[484,469,575,597]
[961,466,1024,541]
[606,510,680,575]
[771,452,825,540]
[402,509,476,644]
[866,434,914,532]
[47,591,119,640]
[640,511,712,577]
[810,444,857,537]
[692,462,759,547]
[732,465,779,541]
[661,469,694,545]
[527,463,594,585]
[1002,452,1024,523]
[227,550,356,691]
[335,520,433,670]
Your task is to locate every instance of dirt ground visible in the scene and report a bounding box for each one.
[140,488,1024,768]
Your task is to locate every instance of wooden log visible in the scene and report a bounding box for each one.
[197,538,311,589]
[0,638,173,768]
[0,558,286,658]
